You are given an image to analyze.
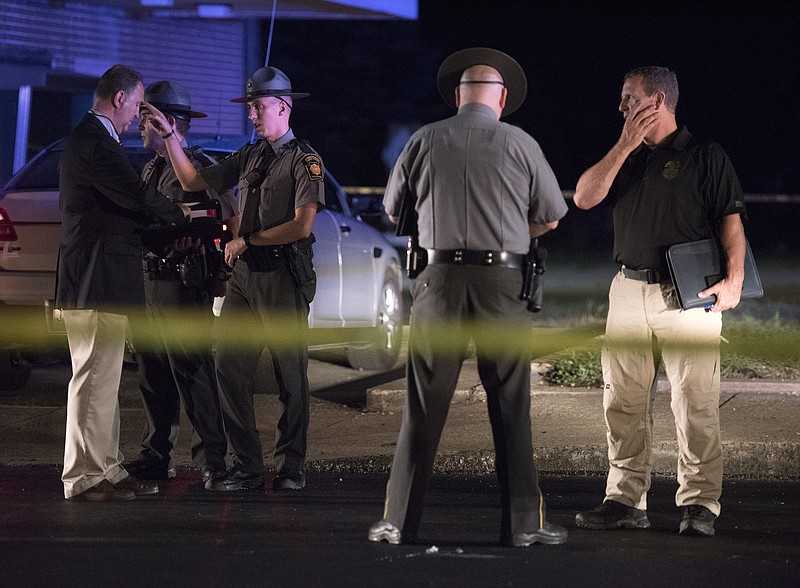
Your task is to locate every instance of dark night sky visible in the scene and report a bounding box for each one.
[419,0,800,195]
[275,0,800,195]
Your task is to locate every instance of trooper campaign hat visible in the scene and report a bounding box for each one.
[437,47,527,117]
[230,66,310,103]
[144,80,207,119]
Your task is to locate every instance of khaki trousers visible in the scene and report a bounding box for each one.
[62,310,130,498]
[602,272,723,516]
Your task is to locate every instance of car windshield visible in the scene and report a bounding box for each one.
[1,140,356,221]
[3,149,62,191]
[2,148,171,192]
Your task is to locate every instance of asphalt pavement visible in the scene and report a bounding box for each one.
[0,468,797,587]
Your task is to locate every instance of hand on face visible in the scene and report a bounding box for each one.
[618,100,659,152]
[140,101,171,136]
[617,75,663,152]
[138,117,161,150]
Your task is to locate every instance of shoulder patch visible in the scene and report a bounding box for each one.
[303,154,324,181]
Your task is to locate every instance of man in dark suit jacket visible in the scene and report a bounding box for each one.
[57,64,189,502]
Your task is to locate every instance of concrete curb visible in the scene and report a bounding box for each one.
[357,362,800,479]
[366,379,800,413]
[305,442,800,479]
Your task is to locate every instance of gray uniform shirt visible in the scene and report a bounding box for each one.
[199,129,324,235]
[383,103,567,255]
[141,142,238,216]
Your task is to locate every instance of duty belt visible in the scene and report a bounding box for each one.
[621,265,661,284]
[241,245,288,271]
[426,249,525,271]
[143,255,183,280]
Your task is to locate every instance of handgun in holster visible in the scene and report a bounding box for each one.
[520,238,548,313]
[285,234,317,304]
[178,247,226,291]
[395,192,426,279]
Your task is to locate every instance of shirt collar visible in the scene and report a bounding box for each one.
[668,125,692,150]
[89,109,120,143]
[270,128,295,153]
[631,125,693,158]
[457,102,497,119]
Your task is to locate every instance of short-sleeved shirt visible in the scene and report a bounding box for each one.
[383,103,567,255]
[200,129,324,236]
[607,126,746,271]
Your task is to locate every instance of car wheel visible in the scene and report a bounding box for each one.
[0,347,33,392]
[346,269,403,370]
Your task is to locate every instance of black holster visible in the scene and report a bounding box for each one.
[406,235,427,279]
[520,239,546,313]
[284,235,317,304]
[179,254,205,289]
[179,249,225,293]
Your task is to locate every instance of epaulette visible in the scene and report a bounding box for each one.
[297,139,315,155]
[284,138,315,155]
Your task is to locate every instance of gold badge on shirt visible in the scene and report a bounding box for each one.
[303,155,323,181]
[663,160,681,180]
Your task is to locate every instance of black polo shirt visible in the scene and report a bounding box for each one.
[607,126,746,273]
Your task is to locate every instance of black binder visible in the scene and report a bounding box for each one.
[138,200,223,254]
[666,238,763,310]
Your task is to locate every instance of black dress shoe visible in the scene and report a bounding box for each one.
[115,475,160,496]
[273,471,305,491]
[509,522,568,547]
[206,469,265,491]
[201,465,227,484]
[67,479,135,502]
[123,460,176,481]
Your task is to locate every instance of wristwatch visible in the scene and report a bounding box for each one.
[242,233,252,248]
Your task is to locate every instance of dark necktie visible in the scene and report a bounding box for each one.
[144,156,167,190]
[238,145,276,236]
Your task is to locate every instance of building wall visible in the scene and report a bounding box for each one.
[0,0,246,136]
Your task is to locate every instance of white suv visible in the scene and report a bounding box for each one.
[0,137,403,390]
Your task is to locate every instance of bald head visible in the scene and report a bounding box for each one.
[455,65,507,118]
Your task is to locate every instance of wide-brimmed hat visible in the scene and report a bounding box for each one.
[437,47,527,117]
[144,80,207,119]
[229,66,310,103]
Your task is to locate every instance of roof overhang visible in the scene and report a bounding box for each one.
[92,1,417,20]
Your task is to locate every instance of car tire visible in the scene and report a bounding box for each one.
[346,269,403,371]
[0,347,33,392]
